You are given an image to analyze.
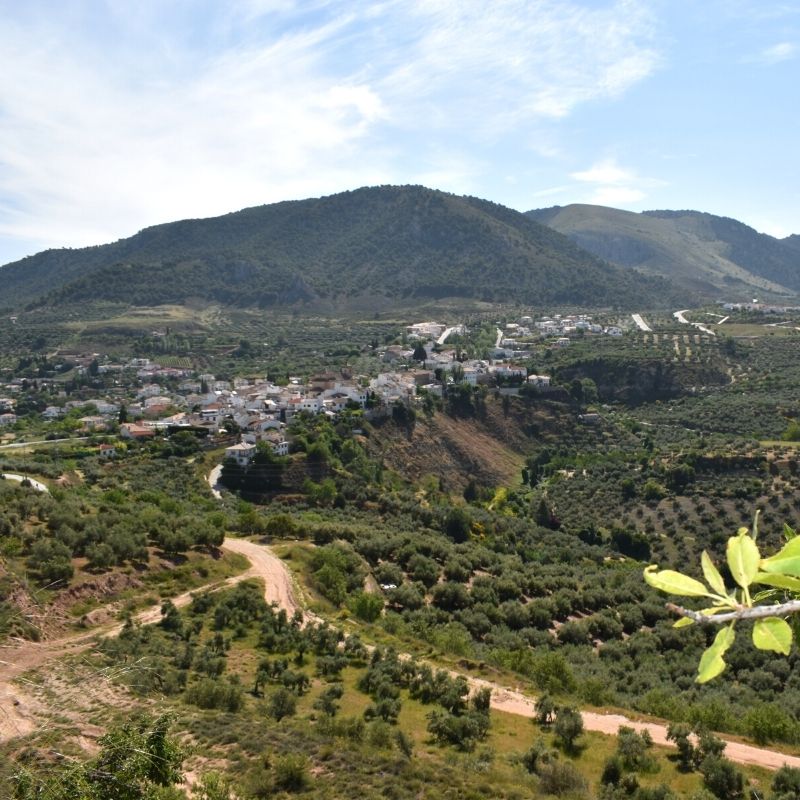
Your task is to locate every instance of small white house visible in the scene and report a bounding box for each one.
[225,442,257,467]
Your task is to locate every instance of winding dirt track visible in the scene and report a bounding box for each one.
[3,537,800,771]
[0,537,303,742]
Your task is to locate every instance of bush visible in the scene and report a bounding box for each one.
[184,678,243,712]
[700,755,744,800]
[267,687,297,721]
[537,761,587,796]
[273,753,309,792]
[27,539,74,585]
[348,592,383,622]
[743,702,798,745]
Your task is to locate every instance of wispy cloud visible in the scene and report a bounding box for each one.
[0,1,660,261]
[752,41,798,63]
[571,157,661,207]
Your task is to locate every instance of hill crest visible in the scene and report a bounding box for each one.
[527,203,800,298]
[0,186,680,311]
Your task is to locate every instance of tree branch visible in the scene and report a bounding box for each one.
[667,600,800,624]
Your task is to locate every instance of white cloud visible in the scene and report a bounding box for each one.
[569,158,660,207]
[381,0,660,129]
[755,41,797,63]
[571,159,637,185]
[0,1,661,261]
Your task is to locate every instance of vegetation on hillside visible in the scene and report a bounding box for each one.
[2,186,682,310]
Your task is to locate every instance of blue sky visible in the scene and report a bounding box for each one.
[0,0,798,265]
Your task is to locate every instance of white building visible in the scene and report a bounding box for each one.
[225,442,256,467]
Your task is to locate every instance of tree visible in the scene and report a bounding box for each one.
[534,693,556,725]
[666,722,696,770]
[27,539,74,585]
[553,706,583,752]
[412,343,428,362]
[442,506,471,543]
[268,687,297,721]
[348,592,384,622]
[616,726,655,773]
[313,683,344,717]
[699,755,744,800]
[772,765,800,800]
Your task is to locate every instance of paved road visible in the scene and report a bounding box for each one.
[437,326,462,345]
[1,474,49,493]
[674,309,716,336]
[631,313,652,332]
[207,463,224,499]
[0,436,91,450]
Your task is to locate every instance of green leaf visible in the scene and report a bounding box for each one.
[701,551,727,596]
[784,523,797,541]
[673,617,694,628]
[752,617,792,655]
[761,537,800,577]
[697,653,726,683]
[752,510,760,541]
[696,626,735,684]
[644,566,713,597]
[753,572,800,592]
[726,533,760,589]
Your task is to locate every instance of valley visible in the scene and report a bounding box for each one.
[2,290,800,798]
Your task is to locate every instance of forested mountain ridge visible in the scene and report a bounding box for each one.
[527,204,800,299]
[0,186,683,311]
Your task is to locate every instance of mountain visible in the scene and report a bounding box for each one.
[784,234,800,252]
[527,204,800,299]
[0,186,682,311]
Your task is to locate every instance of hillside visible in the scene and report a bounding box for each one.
[0,186,682,311]
[784,234,800,252]
[528,204,800,299]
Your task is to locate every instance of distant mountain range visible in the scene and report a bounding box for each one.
[527,204,800,299]
[1,187,796,313]
[0,186,683,312]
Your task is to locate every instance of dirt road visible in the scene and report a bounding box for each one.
[469,678,800,771]
[0,536,303,742]
[3,537,800,771]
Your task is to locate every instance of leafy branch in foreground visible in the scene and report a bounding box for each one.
[644,513,800,682]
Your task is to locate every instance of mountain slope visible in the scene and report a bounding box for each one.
[784,234,800,253]
[0,186,682,310]
[528,204,800,298]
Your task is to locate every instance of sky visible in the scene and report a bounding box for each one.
[0,0,798,265]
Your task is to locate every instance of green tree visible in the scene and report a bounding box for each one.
[699,755,743,800]
[666,722,696,771]
[534,693,556,725]
[268,687,297,721]
[553,706,583,752]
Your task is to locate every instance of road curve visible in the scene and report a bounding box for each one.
[0,536,303,742]
[631,313,652,332]
[3,538,800,770]
[1,474,50,493]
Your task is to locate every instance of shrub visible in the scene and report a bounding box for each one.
[537,761,587,796]
[272,754,309,792]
